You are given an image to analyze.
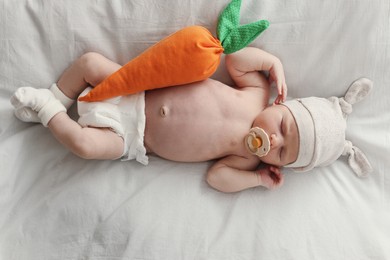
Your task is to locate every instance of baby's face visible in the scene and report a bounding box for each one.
[252,104,299,167]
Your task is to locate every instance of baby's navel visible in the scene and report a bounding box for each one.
[160,105,169,117]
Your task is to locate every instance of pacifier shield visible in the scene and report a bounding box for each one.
[245,127,270,157]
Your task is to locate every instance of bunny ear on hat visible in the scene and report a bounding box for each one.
[339,78,373,117]
[339,78,374,177]
[343,141,373,177]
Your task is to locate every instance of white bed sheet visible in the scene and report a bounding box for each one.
[1,0,389,259]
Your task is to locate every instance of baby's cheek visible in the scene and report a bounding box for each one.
[260,152,280,166]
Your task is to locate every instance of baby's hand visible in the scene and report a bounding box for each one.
[257,166,284,189]
[268,59,287,104]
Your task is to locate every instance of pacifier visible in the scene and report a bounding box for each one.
[244,127,270,157]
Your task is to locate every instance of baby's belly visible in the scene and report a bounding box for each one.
[143,80,251,162]
[145,118,230,162]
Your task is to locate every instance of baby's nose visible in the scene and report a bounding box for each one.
[270,134,282,149]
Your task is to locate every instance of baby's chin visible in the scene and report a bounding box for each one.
[260,159,283,168]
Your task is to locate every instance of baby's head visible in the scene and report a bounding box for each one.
[250,78,373,177]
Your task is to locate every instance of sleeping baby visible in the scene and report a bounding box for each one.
[10,47,373,193]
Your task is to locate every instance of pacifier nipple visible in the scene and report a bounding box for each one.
[251,137,262,149]
[245,127,270,157]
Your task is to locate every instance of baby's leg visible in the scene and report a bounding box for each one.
[13,52,121,122]
[49,112,124,160]
[57,52,121,99]
[11,87,124,159]
[48,53,124,159]
[11,52,125,159]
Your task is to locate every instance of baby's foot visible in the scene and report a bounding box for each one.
[10,87,40,123]
[11,87,53,111]
[11,87,66,127]
[10,84,75,124]
[13,106,40,123]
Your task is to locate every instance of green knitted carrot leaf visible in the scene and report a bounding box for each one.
[217,0,269,54]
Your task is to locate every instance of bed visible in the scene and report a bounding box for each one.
[1,0,389,259]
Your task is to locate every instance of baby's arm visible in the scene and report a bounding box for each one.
[225,47,287,104]
[207,155,284,193]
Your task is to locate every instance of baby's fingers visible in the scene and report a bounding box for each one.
[268,166,284,187]
[269,166,282,175]
[278,81,287,101]
[273,82,287,104]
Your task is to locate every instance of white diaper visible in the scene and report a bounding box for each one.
[77,87,148,165]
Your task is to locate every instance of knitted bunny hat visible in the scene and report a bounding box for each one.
[282,78,373,177]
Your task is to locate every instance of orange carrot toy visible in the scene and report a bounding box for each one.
[79,0,269,102]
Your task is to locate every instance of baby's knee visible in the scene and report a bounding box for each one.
[77,52,106,85]
[77,52,101,68]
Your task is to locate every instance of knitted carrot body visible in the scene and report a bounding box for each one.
[79,0,269,102]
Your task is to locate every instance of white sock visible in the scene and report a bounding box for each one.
[11,87,66,127]
[13,107,40,122]
[10,83,75,124]
[49,83,75,109]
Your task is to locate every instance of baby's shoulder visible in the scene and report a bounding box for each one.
[236,86,268,110]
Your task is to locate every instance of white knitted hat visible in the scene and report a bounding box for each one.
[282,78,373,177]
